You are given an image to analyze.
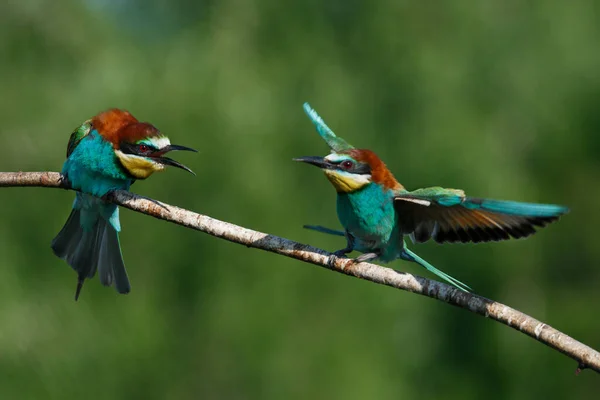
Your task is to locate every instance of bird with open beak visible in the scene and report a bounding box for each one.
[52,109,196,300]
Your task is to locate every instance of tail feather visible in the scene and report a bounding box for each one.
[98,224,130,294]
[51,208,130,299]
[98,229,114,288]
[51,209,82,260]
[65,221,101,279]
[303,225,346,237]
[67,223,102,301]
[402,248,471,292]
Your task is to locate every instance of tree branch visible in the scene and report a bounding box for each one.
[1,171,598,374]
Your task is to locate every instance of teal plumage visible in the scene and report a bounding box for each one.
[336,183,395,254]
[53,129,132,299]
[303,103,354,152]
[462,198,567,216]
[296,103,568,291]
[63,130,133,197]
[52,109,196,300]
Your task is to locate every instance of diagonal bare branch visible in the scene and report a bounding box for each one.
[1,171,598,374]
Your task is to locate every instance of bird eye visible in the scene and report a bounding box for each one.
[341,160,354,170]
[138,144,150,153]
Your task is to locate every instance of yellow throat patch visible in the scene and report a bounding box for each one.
[115,150,165,179]
[324,170,371,193]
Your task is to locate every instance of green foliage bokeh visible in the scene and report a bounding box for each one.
[1,1,599,398]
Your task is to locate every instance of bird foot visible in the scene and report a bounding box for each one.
[353,252,380,263]
[327,248,353,267]
[333,248,352,258]
[137,195,169,211]
[58,174,70,188]
[100,190,115,203]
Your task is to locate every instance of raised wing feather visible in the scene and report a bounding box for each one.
[394,187,569,244]
[66,120,92,157]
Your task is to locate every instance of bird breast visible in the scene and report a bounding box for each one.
[336,184,396,249]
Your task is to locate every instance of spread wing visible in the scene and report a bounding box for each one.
[66,120,92,157]
[394,187,569,244]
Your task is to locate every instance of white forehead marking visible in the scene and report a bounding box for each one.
[142,136,171,149]
[325,153,352,162]
[151,136,171,149]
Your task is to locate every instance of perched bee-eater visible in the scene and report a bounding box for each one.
[295,103,568,291]
[51,109,196,300]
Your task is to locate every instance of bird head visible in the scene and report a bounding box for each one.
[92,109,197,179]
[295,103,403,193]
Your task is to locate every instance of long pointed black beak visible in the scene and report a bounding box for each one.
[155,156,196,175]
[293,156,333,169]
[162,144,198,153]
[153,144,197,175]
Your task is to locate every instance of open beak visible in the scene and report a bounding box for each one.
[293,156,333,169]
[152,144,197,175]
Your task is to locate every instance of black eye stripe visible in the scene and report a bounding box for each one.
[120,142,137,155]
[354,164,372,175]
[332,159,371,175]
[120,142,157,156]
[137,144,153,154]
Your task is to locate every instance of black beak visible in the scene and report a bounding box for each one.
[293,156,333,169]
[152,144,197,175]
[154,156,196,175]
[161,144,198,153]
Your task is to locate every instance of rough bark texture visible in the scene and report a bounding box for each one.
[1,171,598,374]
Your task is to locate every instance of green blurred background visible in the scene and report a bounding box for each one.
[1,1,599,398]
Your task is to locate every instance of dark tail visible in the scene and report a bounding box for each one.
[303,225,346,236]
[51,209,130,300]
